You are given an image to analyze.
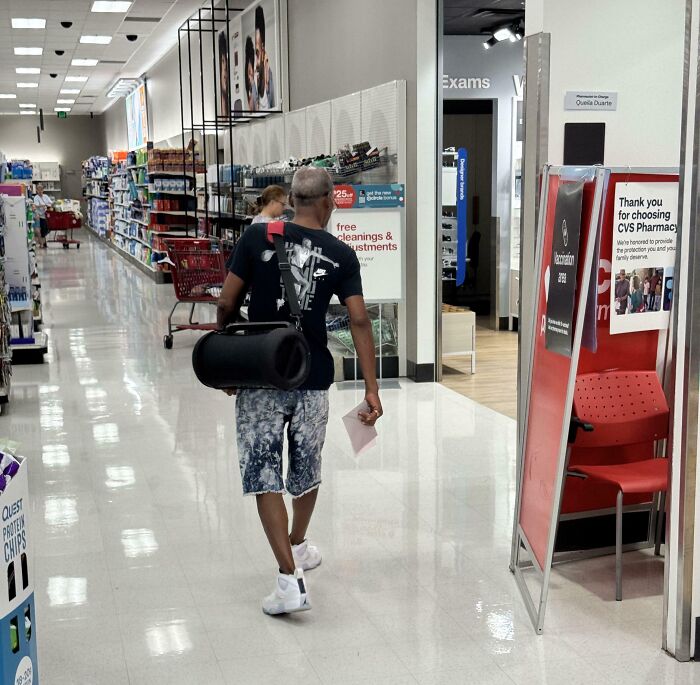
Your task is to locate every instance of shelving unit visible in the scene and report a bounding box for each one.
[83,156,110,238]
[82,147,205,284]
[0,197,12,407]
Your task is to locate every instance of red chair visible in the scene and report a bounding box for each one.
[567,370,669,601]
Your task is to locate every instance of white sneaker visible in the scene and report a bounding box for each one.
[292,540,322,571]
[262,569,311,616]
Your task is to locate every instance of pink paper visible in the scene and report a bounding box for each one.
[342,401,378,455]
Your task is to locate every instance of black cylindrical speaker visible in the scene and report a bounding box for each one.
[192,323,310,391]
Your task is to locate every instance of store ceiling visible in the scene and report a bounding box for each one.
[444,0,525,35]
[0,0,219,116]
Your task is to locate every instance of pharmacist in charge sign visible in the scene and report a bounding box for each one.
[331,184,404,301]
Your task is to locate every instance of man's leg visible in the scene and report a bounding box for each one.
[290,488,319,546]
[256,493,295,574]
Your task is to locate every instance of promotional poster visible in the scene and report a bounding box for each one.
[610,181,678,334]
[544,181,584,357]
[332,184,405,210]
[331,209,402,302]
[221,0,281,115]
[125,83,148,150]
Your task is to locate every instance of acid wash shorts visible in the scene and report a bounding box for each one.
[235,389,330,497]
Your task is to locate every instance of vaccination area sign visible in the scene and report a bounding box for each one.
[610,182,678,334]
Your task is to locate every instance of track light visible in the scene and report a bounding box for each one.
[483,37,498,49]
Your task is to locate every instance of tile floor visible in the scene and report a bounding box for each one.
[5,237,689,683]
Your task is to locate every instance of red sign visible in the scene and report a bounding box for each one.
[333,185,356,209]
[518,172,599,570]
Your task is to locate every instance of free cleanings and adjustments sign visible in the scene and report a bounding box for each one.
[610,181,678,334]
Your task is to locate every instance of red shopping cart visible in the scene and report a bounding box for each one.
[46,209,81,248]
[162,237,226,349]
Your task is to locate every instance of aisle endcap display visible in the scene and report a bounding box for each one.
[0,451,39,685]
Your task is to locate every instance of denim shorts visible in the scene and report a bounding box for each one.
[235,389,329,497]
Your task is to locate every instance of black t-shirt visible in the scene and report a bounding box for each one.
[227,222,363,390]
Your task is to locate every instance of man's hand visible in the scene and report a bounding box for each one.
[358,390,382,426]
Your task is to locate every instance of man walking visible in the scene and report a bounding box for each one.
[217,167,382,615]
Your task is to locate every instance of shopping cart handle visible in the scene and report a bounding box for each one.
[221,321,297,335]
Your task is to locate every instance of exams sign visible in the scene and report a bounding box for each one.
[565,91,618,111]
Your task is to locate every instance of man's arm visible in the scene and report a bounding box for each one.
[217,272,247,330]
[346,295,383,426]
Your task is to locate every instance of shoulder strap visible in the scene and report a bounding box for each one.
[266,221,303,327]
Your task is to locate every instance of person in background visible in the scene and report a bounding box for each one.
[251,185,289,225]
[217,167,382,616]
[254,5,275,109]
[615,269,630,315]
[654,282,663,312]
[32,183,53,249]
[643,276,651,311]
[629,275,643,313]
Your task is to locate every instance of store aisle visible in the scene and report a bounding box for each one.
[7,236,678,684]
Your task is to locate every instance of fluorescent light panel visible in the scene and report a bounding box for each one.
[0,95,17,99]
[65,76,89,82]
[19,104,36,108]
[91,1,132,12]
[11,18,46,29]
[60,89,80,94]
[71,59,98,67]
[14,47,43,56]
[80,35,112,44]
[19,111,36,115]
[57,99,75,104]
[17,83,38,88]
[54,108,71,112]
[16,67,40,74]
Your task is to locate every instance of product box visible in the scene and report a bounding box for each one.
[0,455,38,685]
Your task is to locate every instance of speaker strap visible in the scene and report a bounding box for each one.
[267,221,303,330]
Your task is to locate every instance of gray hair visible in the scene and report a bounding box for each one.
[291,167,333,207]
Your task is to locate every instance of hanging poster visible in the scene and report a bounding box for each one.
[544,181,584,356]
[610,182,678,334]
[125,83,148,150]
[226,0,281,115]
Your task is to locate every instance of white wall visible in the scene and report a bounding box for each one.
[533,0,684,167]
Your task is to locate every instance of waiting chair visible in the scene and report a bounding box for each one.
[567,370,670,601]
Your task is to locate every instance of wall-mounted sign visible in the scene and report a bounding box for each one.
[333,184,405,210]
[331,207,403,302]
[456,148,468,287]
[610,181,678,334]
[564,91,618,111]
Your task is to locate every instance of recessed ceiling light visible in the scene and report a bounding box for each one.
[19,104,36,108]
[16,67,40,74]
[80,35,112,44]
[11,18,46,29]
[14,47,43,56]
[65,76,89,82]
[71,59,98,67]
[60,89,80,94]
[0,94,18,99]
[57,99,75,104]
[19,111,36,115]
[17,83,39,88]
[55,107,71,112]
[91,1,132,12]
